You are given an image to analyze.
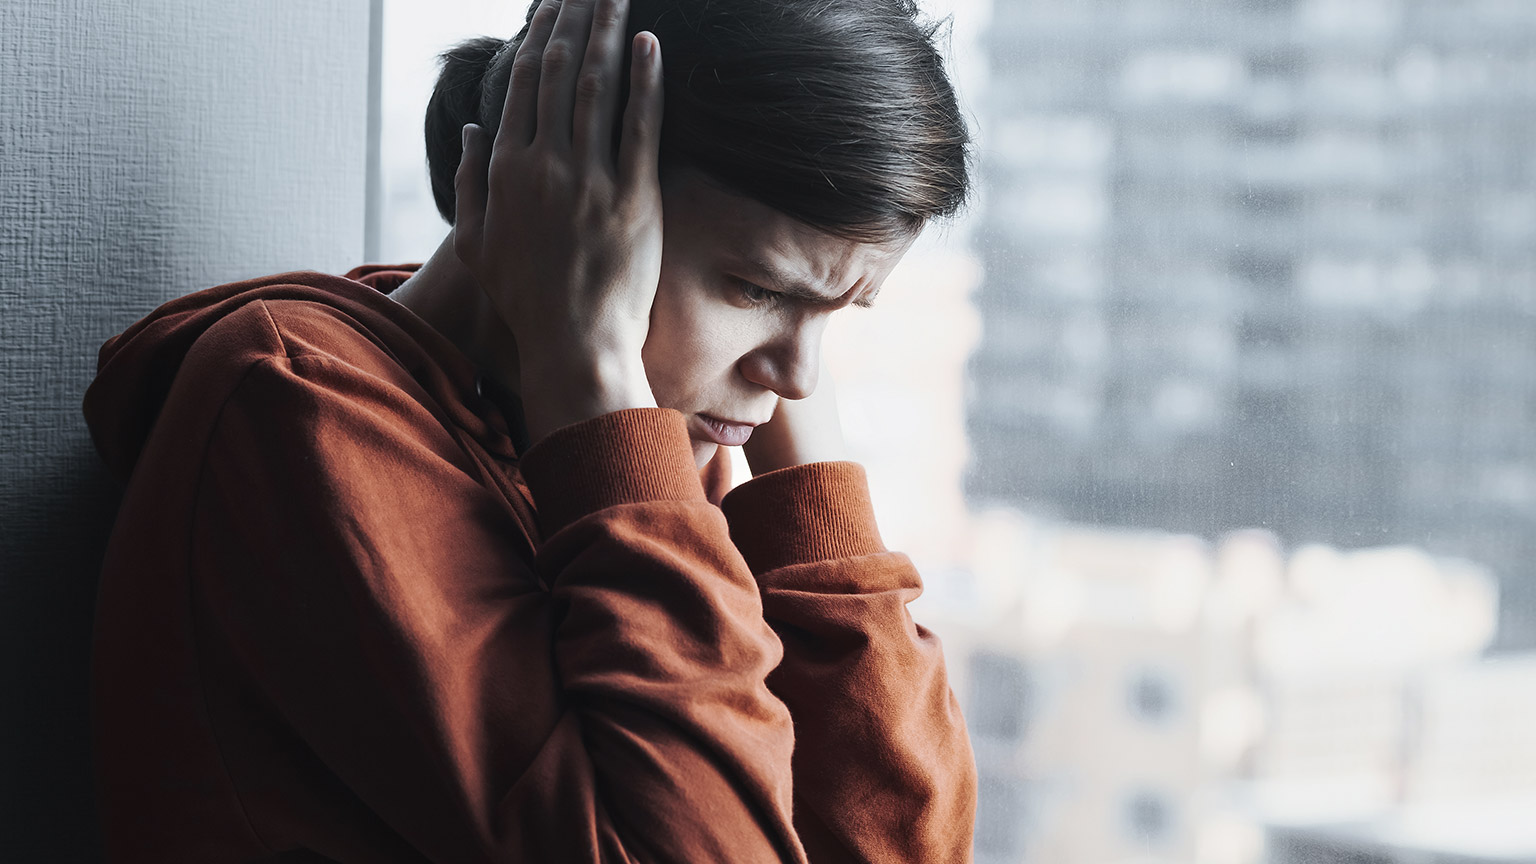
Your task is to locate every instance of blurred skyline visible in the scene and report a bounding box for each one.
[958,1,1536,861]
[966,0,1536,649]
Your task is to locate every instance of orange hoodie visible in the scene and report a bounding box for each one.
[81,265,975,863]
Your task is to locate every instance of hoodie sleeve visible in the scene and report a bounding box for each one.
[190,315,806,862]
[720,462,978,864]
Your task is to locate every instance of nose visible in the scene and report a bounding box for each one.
[740,319,823,401]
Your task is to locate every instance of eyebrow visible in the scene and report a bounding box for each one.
[741,257,878,309]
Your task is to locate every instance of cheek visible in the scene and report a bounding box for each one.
[642,277,739,406]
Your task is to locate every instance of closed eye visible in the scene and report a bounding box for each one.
[734,278,782,307]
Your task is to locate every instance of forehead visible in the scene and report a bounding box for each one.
[660,168,915,295]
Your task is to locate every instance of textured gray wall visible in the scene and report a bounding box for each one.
[0,0,373,857]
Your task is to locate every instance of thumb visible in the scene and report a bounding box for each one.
[618,33,663,189]
[452,123,491,265]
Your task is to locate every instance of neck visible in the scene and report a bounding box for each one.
[391,231,522,394]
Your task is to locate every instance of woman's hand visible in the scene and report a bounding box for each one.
[742,361,850,475]
[453,0,665,443]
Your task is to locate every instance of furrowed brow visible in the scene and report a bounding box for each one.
[745,257,876,309]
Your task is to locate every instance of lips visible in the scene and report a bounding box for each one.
[695,414,758,447]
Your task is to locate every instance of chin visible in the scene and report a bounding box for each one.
[691,439,719,470]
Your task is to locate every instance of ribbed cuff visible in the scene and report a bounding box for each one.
[719,461,887,576]
[519,408,706,537]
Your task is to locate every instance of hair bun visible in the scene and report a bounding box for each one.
[425,36,508,225]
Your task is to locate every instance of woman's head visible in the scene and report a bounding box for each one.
[425,0,971,244]
[426,0,971,467]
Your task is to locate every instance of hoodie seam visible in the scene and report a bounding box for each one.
[254,296,524,470]
[185,355,286,857]
[255,295,419,380]
[254,299,294,361]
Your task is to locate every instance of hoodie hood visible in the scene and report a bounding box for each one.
[79,265,494,480]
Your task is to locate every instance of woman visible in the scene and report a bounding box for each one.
[82,0,974,860]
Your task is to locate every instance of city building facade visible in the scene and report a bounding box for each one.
[967,0,1536,645]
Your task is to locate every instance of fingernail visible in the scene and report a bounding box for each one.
[461,124,470,149]
[637,33,653,59]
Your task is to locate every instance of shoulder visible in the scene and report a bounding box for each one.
[178,276,431,411]
[192,291,397,374]
[149,279,443,459]
[197,300,475,482]
[89,268,476,493]
[197,292,431,415]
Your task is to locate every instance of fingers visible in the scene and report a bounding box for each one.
[572,0,628,165]
[453,124,492,259]
[535,0,598,149]
[617,32,663,187]
[498,0,560,150]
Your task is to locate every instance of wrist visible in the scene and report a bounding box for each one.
[519,354,656,442]
[741,389,848,475]
[742,421,847,475]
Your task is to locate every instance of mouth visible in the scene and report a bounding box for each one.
[694,413,759,447]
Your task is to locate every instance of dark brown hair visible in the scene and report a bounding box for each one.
[425,0,971,243]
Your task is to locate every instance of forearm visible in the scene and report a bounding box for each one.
[721,462,977,863]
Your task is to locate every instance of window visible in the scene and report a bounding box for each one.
[976,774,1027,858]
[1126,668,1181,725]
[1122,788,1175,845]
[969,652,1032,741]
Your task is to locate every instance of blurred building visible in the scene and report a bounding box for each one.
[966,0,1536,645]
[921,514,1531,864]
[1260,654,1536,864]
[1268,792,1536,864]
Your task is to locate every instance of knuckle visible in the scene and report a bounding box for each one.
[592,0,624,29]
[528,158,570,198]
[541,43,575,75]
[610,191,634,219]
[510,51,544,79]
[575,172,610,201]
[484,159,512,189]
[612,184,644,214]
[574,71,605,104]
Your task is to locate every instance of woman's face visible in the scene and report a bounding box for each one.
[644,168,916,468]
